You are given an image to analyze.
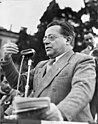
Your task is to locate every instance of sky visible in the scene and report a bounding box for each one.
[0,0,85,35]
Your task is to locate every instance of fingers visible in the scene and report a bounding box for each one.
[1,42,19,60]
[2,42,19,54]
[40,103,63,121]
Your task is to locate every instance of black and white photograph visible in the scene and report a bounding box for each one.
[0,0,98,124]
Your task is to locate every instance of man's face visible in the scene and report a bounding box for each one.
[43,25,68,58]
[84,33,95,47]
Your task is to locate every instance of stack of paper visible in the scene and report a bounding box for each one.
[12,96,50,113]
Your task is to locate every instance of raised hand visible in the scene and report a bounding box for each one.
[1,42,19,61]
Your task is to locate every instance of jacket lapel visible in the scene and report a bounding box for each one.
[34,50,74,97]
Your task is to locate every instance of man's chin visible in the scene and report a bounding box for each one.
[46,52,53,57]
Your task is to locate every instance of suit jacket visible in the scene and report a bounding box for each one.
[81,47,98,119]
[1,50,96,122]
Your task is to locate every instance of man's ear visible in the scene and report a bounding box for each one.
[66,36,72,45]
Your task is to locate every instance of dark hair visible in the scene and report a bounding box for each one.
[47,20,75,47]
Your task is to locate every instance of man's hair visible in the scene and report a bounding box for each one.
[47,20,75,47]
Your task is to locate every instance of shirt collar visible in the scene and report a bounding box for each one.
[55,53,65,62]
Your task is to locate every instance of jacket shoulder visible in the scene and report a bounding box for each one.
[75,52,94,60]
[69,52,95,65]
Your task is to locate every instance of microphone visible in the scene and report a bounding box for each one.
[21,49,36,97]
[21,49,35,57]
[16,49,35,95]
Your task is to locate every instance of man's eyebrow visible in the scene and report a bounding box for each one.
[44,34,53,37]
[45,34,54,36]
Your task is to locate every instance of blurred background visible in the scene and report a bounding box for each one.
[0,0,98,72]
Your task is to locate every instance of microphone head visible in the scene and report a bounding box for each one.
[21,49,35,58]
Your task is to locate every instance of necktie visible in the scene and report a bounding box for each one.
[46,59,55,72]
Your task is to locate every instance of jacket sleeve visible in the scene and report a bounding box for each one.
[57,55,96,121]
[1,58,34,93]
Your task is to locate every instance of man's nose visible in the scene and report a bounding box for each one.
[43,38,50,44]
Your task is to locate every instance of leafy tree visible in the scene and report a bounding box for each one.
[15,0,98,70]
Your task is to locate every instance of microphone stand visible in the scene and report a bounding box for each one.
[25,59,32,97]
[16,49,35,97]
[16,55,25,96]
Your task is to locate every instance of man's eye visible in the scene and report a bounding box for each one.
[43,35,56,41]
[49,35,55,40]
[50,36,53,39]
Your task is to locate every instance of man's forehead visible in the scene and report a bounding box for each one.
[45,25,61,34]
